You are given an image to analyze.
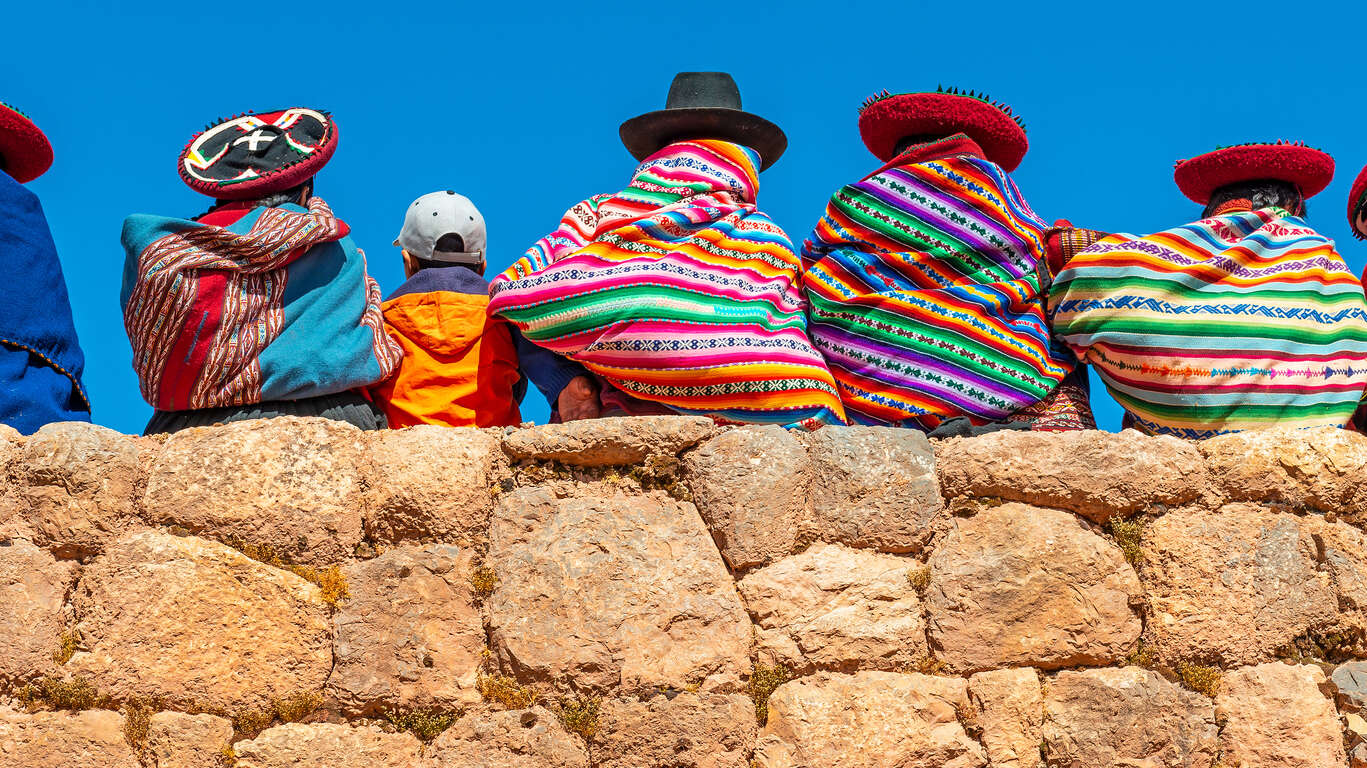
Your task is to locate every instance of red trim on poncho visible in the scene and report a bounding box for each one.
[0,103,53,184]
[1348,164,1367,239]
[858,92,1027,171]
[1173,143,1334,205]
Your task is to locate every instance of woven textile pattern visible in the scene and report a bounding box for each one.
[800,148,1075,428]
[1049,207,1367,439]
[488,139,847,428]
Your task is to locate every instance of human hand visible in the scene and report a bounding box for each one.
[557,376,600,421]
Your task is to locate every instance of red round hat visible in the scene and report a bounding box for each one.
[0,102,54,184]
[1347,164,1367,239]
[857,87,1028,171]
[179,108,338,200]
[1173,141,1334,205]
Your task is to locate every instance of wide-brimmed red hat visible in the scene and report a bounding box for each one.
[1347,164,1367,240]
[0,102,54,184]
[857,87,1028,171]
[179,108,338,200]
[1173,141,1334,205]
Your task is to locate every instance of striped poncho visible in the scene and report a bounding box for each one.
[488,140,846,428]
[1049,206,1367,438]
[799,136,1077,428]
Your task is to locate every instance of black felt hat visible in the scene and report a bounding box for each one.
[619,72,787,170]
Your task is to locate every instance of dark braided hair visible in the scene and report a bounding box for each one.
[1203,179,1305,218]
[199,179,314,218]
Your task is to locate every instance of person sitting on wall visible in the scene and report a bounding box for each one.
[371,190,599,427]
[799,87,1093,435]
[488,72,846,429]
[120,108,403,434]
[1343,162,1367,433]
[0,101,92,433]
[1049,142,1367,438]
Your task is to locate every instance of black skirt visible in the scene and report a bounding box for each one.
[144,391,388,435]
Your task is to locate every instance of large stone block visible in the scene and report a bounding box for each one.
[684,426,809,571]
[1042,667,1218,768]
[328,544,484,716]
[65,531,331,713]
[737,542,927,674]
[1298,515,1367,653]
[935,429,1206,523]
[802,426,945,554]
[12,422,150,559]
[232,723,424,768]
[753,671,986,768]
[487,486,750,695]
[142,417,365,566]
[0,539,75,687]
[968,667,1043,768]
[428,706,589,767]
[1202,426,1367,519]
[146,712,235,768]
[926,503,1141,673]
[365,426,500,546]
[0,709,140,767]
[502,416,715,467]
[1142,505,1335,667]
[592,692,756,768]
[1215,663,1346,768]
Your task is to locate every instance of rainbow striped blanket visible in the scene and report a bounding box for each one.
[488,140,846,428]
[1049,207,1367,439]
[799,138,1075,428]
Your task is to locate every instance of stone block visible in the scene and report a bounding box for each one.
[968,667,1043,768]
[1201,426,1367,519]
[737,542,926,674]
[1334,661,1367,714]
[365,426,500,546]
[232,722,424,768]
[146,712,235,768]
[0,539,75,687]
[926,503,1141,673]
[502,416,715,467]
[0,709,139,767]
[592,691,756,768]
[427,706,589,767]
[1216,662,1346,768]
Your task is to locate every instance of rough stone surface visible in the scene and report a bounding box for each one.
[753,671,986,768]
[0,540,75,687]
[1042,666,1218,768]
[1296,515,1367,654]
[1142,505,1335,667]
[233,723,424,768]
[926,502,1142,673]
[1334,661,1367,714]
[65,531,331,712]
[1215,662,1346,768]
[0,709,139,767]
[737,542,927,674]
[142,417,365,566]
[684,426,810,571]
[1202,426,1367,519]
[935,429,1206,523]
[803,426,946,554]
[428,706,590,767]
[502,415,715,467]
[328,543,484,716]
[967,667,1043,768]
[487,486,750,695]
[592,692,757,768]
[365,426,500,546]
[12,422,150,559]
[146,712,234,768]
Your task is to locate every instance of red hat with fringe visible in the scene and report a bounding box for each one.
[857,86,1028,171]
[1347,164,1367,239]
[0,102,54,184]
[179,108,338,200]
[1173,141,1334,205]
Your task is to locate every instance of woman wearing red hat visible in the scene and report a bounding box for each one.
[120,108,402,434]
[799,87,1092,434]
[0,102,91,433]
[1050,142,1367,438]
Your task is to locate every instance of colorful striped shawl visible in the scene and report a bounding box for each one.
[1049,207,1367,439]
[488,139,846,428]
[120,197,402,411]
[799,138,1075,428]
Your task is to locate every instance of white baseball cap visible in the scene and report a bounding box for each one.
[395,190,487,265]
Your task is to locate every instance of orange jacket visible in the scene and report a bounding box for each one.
[371,267,521,428]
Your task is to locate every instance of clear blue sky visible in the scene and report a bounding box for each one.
[10,1,1363,435]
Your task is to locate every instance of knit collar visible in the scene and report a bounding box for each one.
[887,133,986,167]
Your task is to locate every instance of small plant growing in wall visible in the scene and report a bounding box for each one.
[1108,515,1145,567]
[555,695,601,740]
[748,663,791,726]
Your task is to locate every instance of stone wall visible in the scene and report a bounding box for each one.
[2,416,1367,766]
